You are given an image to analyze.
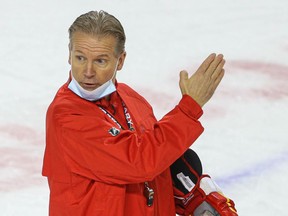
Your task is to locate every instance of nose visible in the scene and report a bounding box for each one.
[84,62,95,78]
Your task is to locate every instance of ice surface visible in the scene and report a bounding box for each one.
[0,0,287,215]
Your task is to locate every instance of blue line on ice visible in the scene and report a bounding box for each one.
[215,150,288,187]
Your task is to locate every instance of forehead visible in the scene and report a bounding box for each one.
[71,32,117,55]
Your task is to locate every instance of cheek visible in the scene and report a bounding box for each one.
[101,69,116,82]
[71,66,82,80]
[95,65,114,78]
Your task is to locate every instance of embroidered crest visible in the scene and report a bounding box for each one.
[108,127,120,136]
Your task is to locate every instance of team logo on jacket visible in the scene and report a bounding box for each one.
[108,127,120,136]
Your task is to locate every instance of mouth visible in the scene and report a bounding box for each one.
[80,82,99,91]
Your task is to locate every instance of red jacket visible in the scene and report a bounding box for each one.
[42,81,204,216]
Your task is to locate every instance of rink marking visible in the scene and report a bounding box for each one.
[137,59,288,119]
[0,146,45,192]
[224,60,288,100]
[215,151,288,187]
[0,124,44,192]
[0,124,42,144]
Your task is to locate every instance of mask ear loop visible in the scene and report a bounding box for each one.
[111,58,119,81]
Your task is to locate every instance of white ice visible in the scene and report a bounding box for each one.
[0,0,288,215]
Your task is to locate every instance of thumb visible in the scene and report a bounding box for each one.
[179,70,188,82]
[179,70,189,95]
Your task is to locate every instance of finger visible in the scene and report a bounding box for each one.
[213,69,225,90]
[211,58,225,80]
[206,69,225,100]
[206,54,224,76]
[196,53,216,74]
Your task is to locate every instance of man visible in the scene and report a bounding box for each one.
[42,10,230,215]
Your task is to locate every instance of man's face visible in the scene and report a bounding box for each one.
[69,32,126,91]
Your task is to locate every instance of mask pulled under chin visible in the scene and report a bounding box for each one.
[68,75,116,101]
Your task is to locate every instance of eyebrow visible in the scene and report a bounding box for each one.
[95,54,110,58]
[74,50,84,54]
[74,50,110,58]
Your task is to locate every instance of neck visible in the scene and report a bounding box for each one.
[105,95,111,101]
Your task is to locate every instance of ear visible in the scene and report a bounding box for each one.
[68,43,72,65]
[116,51,127,71]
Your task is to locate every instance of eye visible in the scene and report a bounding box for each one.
[75,55,85,62]
[95,59,107,65]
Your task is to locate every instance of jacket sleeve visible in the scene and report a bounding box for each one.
[50,95,204,185]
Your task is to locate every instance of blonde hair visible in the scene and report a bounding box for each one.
[68,10,126,55]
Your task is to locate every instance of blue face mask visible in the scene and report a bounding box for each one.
[68,60,118,101]
[68,75,116,101]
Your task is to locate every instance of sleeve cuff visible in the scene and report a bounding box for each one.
[178,95,203,119]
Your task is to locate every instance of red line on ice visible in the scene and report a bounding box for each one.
[0,124,44,191]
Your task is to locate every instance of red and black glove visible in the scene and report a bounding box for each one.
[170,149,238,216]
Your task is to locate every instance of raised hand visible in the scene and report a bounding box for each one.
[179,53,225,107]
